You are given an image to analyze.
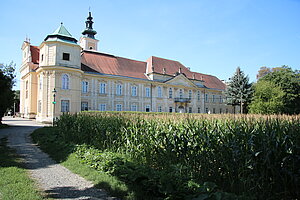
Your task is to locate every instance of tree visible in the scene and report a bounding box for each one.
[249,80,285,114]
[260,66,300,114]
[256,66,271,79]
[225,67,252,114]
[0,62,15,123]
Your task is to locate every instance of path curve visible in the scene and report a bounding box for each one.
[0,117,111,200]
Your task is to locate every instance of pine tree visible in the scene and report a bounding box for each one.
[225,67,252,114]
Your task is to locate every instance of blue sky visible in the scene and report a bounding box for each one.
[1,0,299,90]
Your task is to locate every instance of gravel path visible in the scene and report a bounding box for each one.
[0,117,111,200]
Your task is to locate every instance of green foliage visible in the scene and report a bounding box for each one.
[259,66,300,114]
[51,113,299,199]
[0,138,44,200]
[249,80,285,114]
[225,67,252,113]
[0,62,16,122]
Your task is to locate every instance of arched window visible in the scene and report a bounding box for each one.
[62,74,69,89]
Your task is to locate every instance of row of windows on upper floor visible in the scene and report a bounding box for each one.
[81,81,224,102]
[38,74,223,102]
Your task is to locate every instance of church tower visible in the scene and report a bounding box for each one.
[79,12,99,51]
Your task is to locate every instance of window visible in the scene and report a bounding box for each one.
[81,102,88,111]
[213,108,216,114]
[100,83,106,94]
[169,107,173,113]
[197,91,200,101]
[41,54,44,62]
[39,76,43,90]
[62,74,69,89]
[61,100,70,112]
[145,105,150,112]
[116,104,122,111]
[132,86,137,96]
[169,88,173,98]
[82,81,88,93]
[188,107,192,113]
[62,53,70,61]
[205,107,209,113]
[131,104,137,111]
[219,96,223,103]
[25,81,28,98]
[212,95,215,103]
[38,100,42,113]
[145,87,151,97]
[220,108,222,113]
[189,90,192,99]
[197,107,201,113]
[99,104,106,111]
[179,89,183,98]
[116,84,122,95]
[157,86,162,98]
[158,106,162,112]
[226,108,228,113]
[205,94,208,102]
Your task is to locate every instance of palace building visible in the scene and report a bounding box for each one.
[20,12,236,122]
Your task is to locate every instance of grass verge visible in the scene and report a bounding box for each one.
[31,127,132,199]
[0,137,45,200]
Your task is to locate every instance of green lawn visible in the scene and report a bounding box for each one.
[0,137,46,200]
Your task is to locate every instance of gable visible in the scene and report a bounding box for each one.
[165,74,197,87]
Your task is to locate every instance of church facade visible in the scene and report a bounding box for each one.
[20,12,237,122]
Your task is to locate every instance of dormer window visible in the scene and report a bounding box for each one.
[63,53,70,61]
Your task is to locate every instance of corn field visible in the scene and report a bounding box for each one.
[55,112,300,199]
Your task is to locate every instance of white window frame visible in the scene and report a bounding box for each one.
[145,87,150,97]
[131,104,137,111]
[116,104,122,111]
[131,86,137,96]
[157,86,162,98]
[61,100,70,112]
[99,104,106,111]
[100,83,106,94]
[116,84,122,95]
[158,106,162,112]
[205,94,208,102]
[82,81,88,93]
[81,102,88,111]
[62,74,69,90]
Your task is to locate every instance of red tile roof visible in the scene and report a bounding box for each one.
[30,46,40,64]
[81,51,148,79]
[146,56,225,90]
[81,52,225,90]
